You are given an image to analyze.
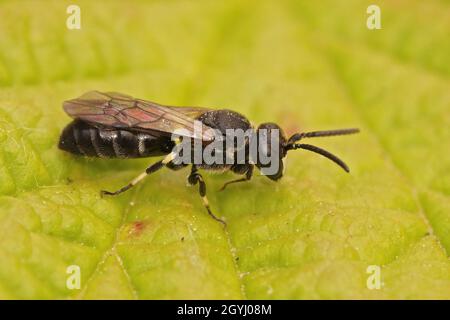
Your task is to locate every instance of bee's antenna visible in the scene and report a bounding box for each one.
[288,143,350,172]
[288,128,359,144]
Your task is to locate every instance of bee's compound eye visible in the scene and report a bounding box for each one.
[258,122,279,131]
[257,123,287,150]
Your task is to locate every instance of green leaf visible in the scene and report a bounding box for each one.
[0,0,449,299]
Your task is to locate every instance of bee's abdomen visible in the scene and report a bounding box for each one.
[58,119,174,158]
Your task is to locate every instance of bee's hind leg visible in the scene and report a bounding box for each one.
[188,166,226,227]
[101,152,175,197]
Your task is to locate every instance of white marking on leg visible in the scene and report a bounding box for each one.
[162,152,176,164]
[131,172,148,186]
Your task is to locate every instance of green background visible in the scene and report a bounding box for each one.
[0,0,449,299]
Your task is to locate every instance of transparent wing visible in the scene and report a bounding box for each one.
[63,91,215,141]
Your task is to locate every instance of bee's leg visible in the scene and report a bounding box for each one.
[188,166,226,226]
[101,152,175,196]
[219,164,253,191]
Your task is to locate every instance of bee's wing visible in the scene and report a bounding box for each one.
[63,91,215,141]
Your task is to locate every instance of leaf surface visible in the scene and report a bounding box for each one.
[0,0,449,299]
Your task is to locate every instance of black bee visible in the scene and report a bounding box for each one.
[59,91,359,225]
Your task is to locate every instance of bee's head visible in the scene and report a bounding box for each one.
[256,124,360,181]
[255,122,288,181]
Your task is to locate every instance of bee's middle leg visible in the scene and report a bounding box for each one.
[188,166,226,226]
[101,152,175,197]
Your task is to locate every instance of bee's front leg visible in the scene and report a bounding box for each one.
[219,164,254,191]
